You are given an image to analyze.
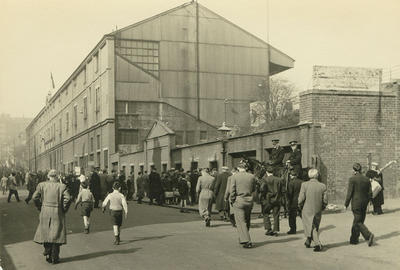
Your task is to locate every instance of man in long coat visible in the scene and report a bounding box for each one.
[214,166,231,221]
[370,162,384,215]
[33,169,72,264]
[196,169,216,227]
[89,167,101,208]
[345,163,375,246]
[298,168,327,252]
[149,167,163,205]
[136,172,145,204]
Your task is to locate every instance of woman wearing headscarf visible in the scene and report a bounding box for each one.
[196,169,215,227]
[33,169,72,264]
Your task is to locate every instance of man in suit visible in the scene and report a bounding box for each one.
[287,140,302,178]
[345,163,375,246]
[268,139,285,177]
[287,168,303,234]
[214,166,231,221]
[298,168,327,252]
[149,167,163,205]
[230,162,256,248]
[260,166,282,236]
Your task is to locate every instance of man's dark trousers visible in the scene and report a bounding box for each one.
[288,207,298,232]
[351,207,371,243]
[8,190,20,202]
[263,204,280,232]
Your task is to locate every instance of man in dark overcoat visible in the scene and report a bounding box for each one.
[345,163,375,246]
[268,139,285,177]
[287,140,302,177]
[89,167,101,208]
[286,169,303,234]
[149,167,163,205]
[260,166,282,236]
[213,166,231,220]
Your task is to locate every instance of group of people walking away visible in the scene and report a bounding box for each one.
[2,136,392,264]
[194,138,388,251]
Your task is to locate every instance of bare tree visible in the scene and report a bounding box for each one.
[251,77,299,130]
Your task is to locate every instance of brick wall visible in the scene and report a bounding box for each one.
[300,89,399,203]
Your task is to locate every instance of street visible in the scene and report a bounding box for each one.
[1,190,400,270]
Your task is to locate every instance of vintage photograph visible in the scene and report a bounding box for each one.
[0,0,399,269]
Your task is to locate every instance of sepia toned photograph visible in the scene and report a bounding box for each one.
[0,0,399,269]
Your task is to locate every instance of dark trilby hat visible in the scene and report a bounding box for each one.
[272,139,279,142]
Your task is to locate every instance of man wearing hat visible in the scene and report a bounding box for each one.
[268,139,285,177]
[260,165,282,236]
[286,169,303,234]
[345,163,375,246]
[287,140,302,177]
[370,162,384,215]
[33,169,72,264]
[214,166,232,221]
[230,161,256,248]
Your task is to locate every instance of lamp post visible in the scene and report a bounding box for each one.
[218,122,232,167]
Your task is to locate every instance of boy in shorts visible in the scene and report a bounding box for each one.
[102,182,128,245]
[75,182,95,234]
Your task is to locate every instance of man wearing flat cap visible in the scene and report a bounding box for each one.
[287,140,302,178]
[214,166,231,221]
[268,139,285,177]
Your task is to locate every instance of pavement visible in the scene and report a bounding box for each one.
[1,189,400,270]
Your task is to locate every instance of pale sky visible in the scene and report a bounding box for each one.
[0,0,399,118]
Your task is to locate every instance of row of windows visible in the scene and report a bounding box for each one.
[118,48,159,57]
[117,40,159,50]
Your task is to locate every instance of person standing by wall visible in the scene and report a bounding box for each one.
[32,169,72,264]
[136,172,145,204]
[286,169,303,234]
[149,167,163,205]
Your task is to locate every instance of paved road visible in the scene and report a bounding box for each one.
[1,190,400,270]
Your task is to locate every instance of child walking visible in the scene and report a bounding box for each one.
[75,182,94,234]
[102,182,128,245]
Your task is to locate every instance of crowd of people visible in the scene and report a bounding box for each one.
[1,137,390,263]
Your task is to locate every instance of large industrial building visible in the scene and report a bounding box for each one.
[26,2,294,174]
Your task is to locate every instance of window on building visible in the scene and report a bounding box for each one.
[83,67,87,84]
[130,165,134,175]
[200,130,207,141]
[89,153,94,162]
[90,137,94,152]
[175,163,182,171]
[116,101,128,114]
[140,165,144,173]
[104,149,109,169]
[96,134,101,149]
[96,152,101,167]
[95,87,101,122]
[209,161,218,170]
[116,40,160,78]
[185,130,195,145]
[94,53,99,73]
[162,163,167,173]
[83,97,88,120]
[117,129,139,145]
[66,112,69,132]
[191,161,198,171]
[175,131,184,145]
[73,105,78,130]
[59,118,62,140]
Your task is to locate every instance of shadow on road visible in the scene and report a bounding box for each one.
[323,230,400,251]
[254,236,301,248]
[119,234,172,245]
[61,247,141,263]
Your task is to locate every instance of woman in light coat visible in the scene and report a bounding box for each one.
[298,168,327,252]
[196,169,215,227]
[33,169,72,264]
